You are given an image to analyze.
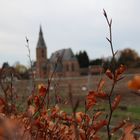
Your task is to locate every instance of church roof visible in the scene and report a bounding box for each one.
[50,48,77,62]
[36,26,47,48]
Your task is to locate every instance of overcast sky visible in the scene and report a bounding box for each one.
[0,0,140,67]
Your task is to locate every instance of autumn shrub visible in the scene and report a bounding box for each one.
[128,75,140,91]
[0,10,139,140]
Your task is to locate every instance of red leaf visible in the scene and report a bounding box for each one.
[120,123,136,140]
[92,120,108,133]
[112,95,121,111]
[93,111,103,120]
[94,92,107,99]
[116,65,126,75]
[115,65,126,81]
[97,79,105,92]
[34,96,40,107]
[75,112,84,123]
[86,91,97,110]
[87,91,95,99]
[106,69,113,80]
[39,85,47,97]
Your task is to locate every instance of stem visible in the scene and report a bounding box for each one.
[103,9,117,140]
[25,37,36,94]
[107,82,115,140]
[109,23,114,58]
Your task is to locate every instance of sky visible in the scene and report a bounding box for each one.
[0,0,140,67]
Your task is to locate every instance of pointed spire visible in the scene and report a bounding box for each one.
[39,25,43,36]
[36,25,47,48]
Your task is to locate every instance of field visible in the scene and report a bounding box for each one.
[8,73,140,119]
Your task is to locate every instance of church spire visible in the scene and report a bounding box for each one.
[39,25,43,36]
[36,25,46,48]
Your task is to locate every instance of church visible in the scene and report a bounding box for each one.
[35,26,80,79]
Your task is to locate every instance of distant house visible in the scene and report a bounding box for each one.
[0,65,19,81]
[35,26,80,79]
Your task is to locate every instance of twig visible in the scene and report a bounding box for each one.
[103,9,117,140]
[25,37,35,93]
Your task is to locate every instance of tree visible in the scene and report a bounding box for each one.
[76,51,89,68]
[90,58,103,65]
[118,48,140,68]
[14,62,29,79]
[2,62,10,69]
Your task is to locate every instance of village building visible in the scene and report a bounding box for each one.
[35,26,80,79]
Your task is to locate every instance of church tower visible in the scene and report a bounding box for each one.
[36,26,48,79]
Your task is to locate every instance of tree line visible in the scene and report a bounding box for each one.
[76,48,140,70]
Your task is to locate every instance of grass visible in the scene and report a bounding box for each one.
[112,105,140,123]
[60,102,140,123]
[128,106,140,114]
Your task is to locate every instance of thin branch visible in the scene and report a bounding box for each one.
[25,37,35,93]
[103,9,117,140]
